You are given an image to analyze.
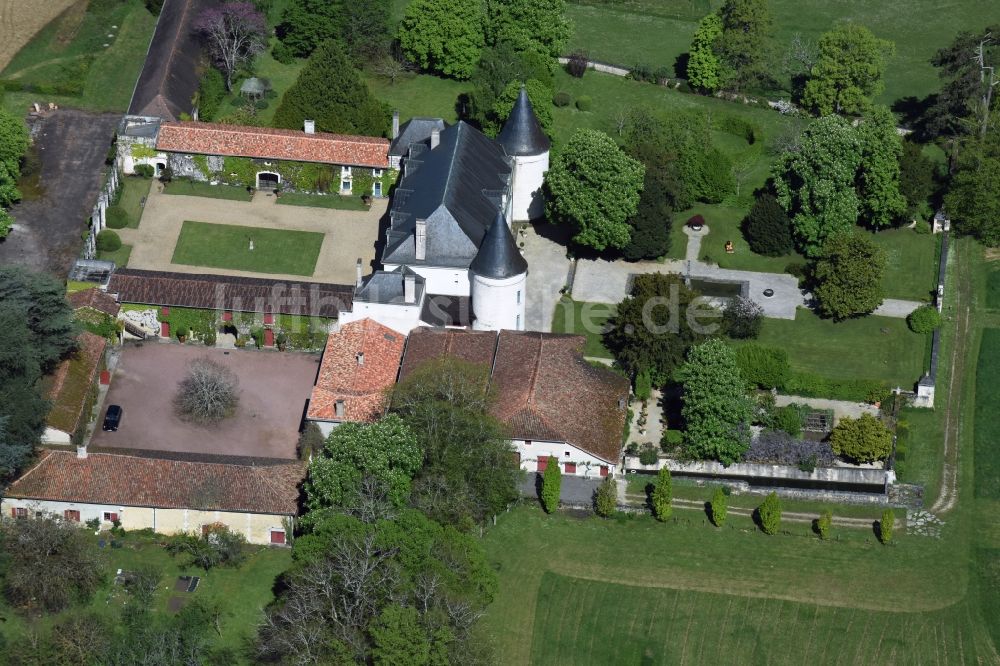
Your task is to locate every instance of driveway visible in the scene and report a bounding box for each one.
[520,473,603,505]
[520,222,572,331]
[0,110,120,277]
[117,183,384,284]
[89,343,320,459]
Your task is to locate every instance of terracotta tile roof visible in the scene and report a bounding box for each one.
[45,332,107,435]
[307,319,405,423]
[398,329,629,462]
[7,450,303,515]
[156,121,390,168]
[68,288,121,317]
[107,268,352,317]
[398,327,498,379]
[491,332,629,463]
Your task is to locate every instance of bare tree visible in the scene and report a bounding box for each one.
[785,33,818,76]
[174,358,240,425]
[195,3,266,91]
[374,56,407,85]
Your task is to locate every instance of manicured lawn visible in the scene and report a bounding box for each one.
[754,308,925,387]
[893,405,944,507]
[481,505,981,665]
[116,176,151,229]
[171,221,323,276]
[0,0,156,114]
[974,329,1000,500]
[98,243,131,268]
[551,298,616,359]
[366,72,469,124]
[0,531,290,655]
[987,268,1000,311]
[690,202,804,273]
[871,228,940,302]
[162,180,253,201]
[276,191,369,210]
[564,0,1000,104]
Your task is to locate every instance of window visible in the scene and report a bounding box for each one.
[335,400,345,418]
[103,512,119,522]
[564,451,571,457]
[524,440,531,446]
[516,314,521,329]
[341,166,352,176]
[270,529,286,545]
[341,180,351,193]
[517,290,521,305]
[373,169,383,177]
[564,462,577,474]
[373,181,382,197]
[536,457,548,472]
[64,510,81,522]
[11,507,26,519]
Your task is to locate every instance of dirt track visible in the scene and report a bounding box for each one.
[0,0,76,71]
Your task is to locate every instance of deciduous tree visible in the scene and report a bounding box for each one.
[485,79,553,137]
[802,23,894,116]
[651,466,673,521]
[279,0,392,64]
[925,25,1000,138]
[544,129,645,251]
[485,0,570,59]
[812,231,886,320]
[0,106,29,229]
[273,40,390,136]
[722,296,763,340]
[898,139,937,220]
[687,14,724,92]
[676,339,754,464]
[716,0,773,90]
[857,106,906,229]
[945,128,1000,245]
[174,358,240,424]
[400,0,485,79]
[195,3,267,91]
[831,412,892,463]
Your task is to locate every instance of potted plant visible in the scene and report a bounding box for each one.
[176,326,187,343]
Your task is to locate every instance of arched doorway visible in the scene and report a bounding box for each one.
[154,162,166,177]
[257,171,280,190]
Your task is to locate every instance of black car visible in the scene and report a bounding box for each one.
[102,405,123,432]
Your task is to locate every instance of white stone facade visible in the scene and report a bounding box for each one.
[514,439,616,478]
[472,272,526,331]
[510,151,549,221]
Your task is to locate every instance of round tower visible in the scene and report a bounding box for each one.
[497,87,550,222]
[470,211,528,331]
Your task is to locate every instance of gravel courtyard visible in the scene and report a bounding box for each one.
[89,343,320,459]
[117,183,385,284]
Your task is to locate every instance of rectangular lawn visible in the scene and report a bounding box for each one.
[276,191,369,210]
[754,308,925,387]
[551,299,616,359]
[163,180,252,201]
[171,221,322,276]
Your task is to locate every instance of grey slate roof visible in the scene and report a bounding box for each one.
[355,267,424,305]
[496,87,550,157]
[383,122,512,270]
[470,211,527,279]
[389,117,447,157]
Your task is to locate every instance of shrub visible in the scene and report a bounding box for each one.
[593,477,617,517]
[757,492,782,534]
[105,206,128,229]
[196,68,226,122]
[816,509,832,540]
[630,63,655,83]
[907,305,941,334]
[634,368,652,401]
[710,487,727,526]
[879,508,895,544]
[576,95,592,111]
[831,413,893,463]
[782,372,891,403]
[540,456,561,513]
[661,429,684,450]
[653,66,671,84]
[167,524,247,569]
[743,193,793,256]
[651,466,672,521]
[553,91,572,107]
[723,297,763,339]
[744,430,835,467]
[567,51,589,78]
[770,405,802,437]
[134,164,154,178]
[734,344,789,390]
[271,39,297,65]
[638,444,658,466]
[784,261,808,281]
[96,230,121,252]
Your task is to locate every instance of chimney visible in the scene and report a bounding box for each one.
[430,128,440,149]
[392,110,400,140]
[404,273,416,304]
[356,352,364,366]
[414,218,426,260]
[76,445,88,460]
[335,400,345,418]
[303,119,315,134]
[355,258,363,289]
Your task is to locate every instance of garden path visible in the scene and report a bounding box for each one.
[520,222,573,332]
[773,395,878,424]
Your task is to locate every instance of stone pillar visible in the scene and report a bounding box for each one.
[97,195,107,231]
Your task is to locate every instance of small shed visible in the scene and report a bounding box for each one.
[239,77,268,102]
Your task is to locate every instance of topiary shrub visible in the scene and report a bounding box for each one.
[575,95,592,111]
[907,305,941,334]
[105,206,128,229]
[638,444,658,466]
[831,413,893,463]
[815,509,832,540]
[710,487,728,526]
[96,230,122,252]
[651,466,672,521]
[566,51,589,78]
[593,477,617,517]
[553,91,572,107]
[757,491,782,534]
[540,456,561,513]
[661,429,684,451]
[879,508,895,544]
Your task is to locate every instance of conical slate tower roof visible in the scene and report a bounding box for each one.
[470,211,528,279]
[497,87,550,157]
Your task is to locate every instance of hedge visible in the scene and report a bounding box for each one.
[782,372,891,404]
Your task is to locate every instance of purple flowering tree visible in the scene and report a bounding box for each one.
[195,3,266,91]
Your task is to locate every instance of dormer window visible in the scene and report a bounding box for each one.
[335,400,345,418]
[373,169,383,177]
[356,352,364,366]
[341,166,352,177]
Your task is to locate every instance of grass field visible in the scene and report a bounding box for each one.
[163,180,253,201]
[116,176,150,228]
[171,221,323,276]
[367,72,469,124]
[0,0,156,114]
[974,329,1000,500]
[551,298,616,359]
[0,0,76,70]
[0,530,290,655]
[564,0,1000,105]
[98,242,131,268]
[754,308,925,387]
[276,191,369,210]
[872,228,940,302]
[692,202,804,273]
